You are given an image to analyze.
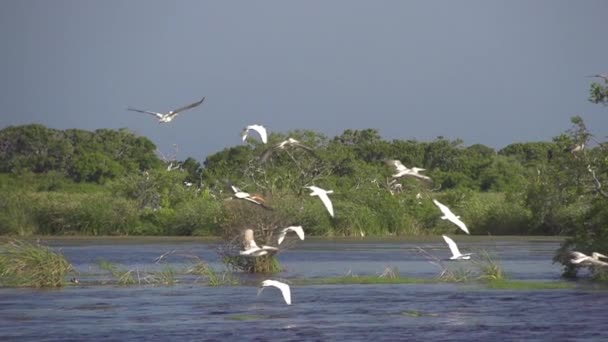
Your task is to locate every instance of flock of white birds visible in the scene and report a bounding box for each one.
[127,96,606,305]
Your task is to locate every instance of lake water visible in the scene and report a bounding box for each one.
[1,236,607,341]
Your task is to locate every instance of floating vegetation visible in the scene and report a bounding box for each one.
[484,279,575,290]
[0,239,74,288]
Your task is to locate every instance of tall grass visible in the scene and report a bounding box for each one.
[0,239,74,287]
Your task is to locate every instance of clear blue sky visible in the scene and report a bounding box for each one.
[1,0,607,162]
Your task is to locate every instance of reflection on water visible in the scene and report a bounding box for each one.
[1,237,607,341]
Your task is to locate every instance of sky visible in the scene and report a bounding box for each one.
[1,0,607,162]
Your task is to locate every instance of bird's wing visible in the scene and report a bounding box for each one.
[243,196,262,205]
[385,159,407,172]
[405,173,432,182]
[239,246,261,255]
[448,216,470,235]
[317,192,334,217]
[231,185,240,193]
[269,281,292,305]
[277,230,288,245]
[127,108,164,119]
[442,235,461,257]
[169,97,205,115]
[241,128,250,142]
[251,125,268,144]
[291,226,305,240]
[432,199,449,215]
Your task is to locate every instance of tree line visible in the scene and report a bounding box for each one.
[0,77,606,277]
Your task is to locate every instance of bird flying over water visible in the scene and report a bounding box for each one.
[242,124,268,144]
[240,229,279,257]
[442,235,472,260]
[432,199,470,234]
[570,251,608,267]
[277,226,305,245]
[305,185,334,217]
[127,97,205,123]
[258,279,292,305]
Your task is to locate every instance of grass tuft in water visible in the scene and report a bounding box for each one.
[187,260,239,286]
[473,250,505,281]
[98,260,138,285]
[0,239,74,288]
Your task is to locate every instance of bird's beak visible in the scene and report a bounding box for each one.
[597,253,608,259]
[257,287,265,297]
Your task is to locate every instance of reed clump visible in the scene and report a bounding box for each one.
[0,239,74,287]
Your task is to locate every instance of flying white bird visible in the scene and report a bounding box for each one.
[442,235,472,260]
[385,159,408,173]
[305,185,334,217]
[258,280,292,305]
[432,199,470,235]
[259,138,317,163]
[277,226,305,245]
[240,229,279,256]
[385,160,431,182]
[127,97,205,123]
[231,185,273,210]
[242,124,268,144]
[570,251,608,267]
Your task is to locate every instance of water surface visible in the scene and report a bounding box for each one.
[1,237,606,341]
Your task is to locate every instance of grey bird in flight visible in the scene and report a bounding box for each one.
[127,97,205,123]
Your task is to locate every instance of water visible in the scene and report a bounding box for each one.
[1,237,607,341]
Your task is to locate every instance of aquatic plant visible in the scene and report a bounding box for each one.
[98,260,139,286]
[473,250,505,281]
[484,279,574,290]
[0,239,74,287]
[186,259,239,286]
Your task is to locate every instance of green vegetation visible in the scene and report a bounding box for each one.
[484,279,575,290]
[0,77,606,279]
[0,240,74,287]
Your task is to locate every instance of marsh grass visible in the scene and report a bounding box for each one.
[472,250,505,281]
[98,260,139,285]
[485,279,574,290]
[186,259,239,286]
[0,239,74,287]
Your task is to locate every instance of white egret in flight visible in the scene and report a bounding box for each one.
[239,229,278,256]
[442,235,472,260]
[258,280,292,305]
[432,199,470,234]
[385,160,431,182]
[259,138,317,163]
[231,185,273,210]
[127,97,205,123]
[242,124,268,144]
[277,226,305,245]
[570,251,608,267]
[305,185,334,217]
